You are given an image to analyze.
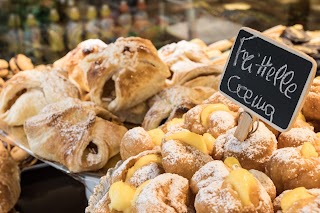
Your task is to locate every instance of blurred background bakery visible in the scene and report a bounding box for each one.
[0,0,319,65]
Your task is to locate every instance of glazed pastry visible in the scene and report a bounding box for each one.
[142,85,215,130]
[158,40,222,86]
[191,158,274,213]
[214,122,277,172]
[86,150,164,212]
[0,142,20,213]
[203,91,241,112]
[303,77,320,120]
[273,187,320,212]
[265,142,320,194]
[88,37,170,113]
[161,130,214,179]
[120,126,164,160]
[0,68,79,126]
[53,39,108,97]
[183,103,237,137]
[0,59,9,78]
[9,54,34,74]
[24,98,127,172]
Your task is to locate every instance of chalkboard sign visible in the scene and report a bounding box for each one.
[219,27,317,131]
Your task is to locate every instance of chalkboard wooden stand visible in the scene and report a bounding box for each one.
[234,111,256,141]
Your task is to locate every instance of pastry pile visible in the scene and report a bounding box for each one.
[1,24,320,212]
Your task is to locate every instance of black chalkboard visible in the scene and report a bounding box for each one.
[219,27,317,131]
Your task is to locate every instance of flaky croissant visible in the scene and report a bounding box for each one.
[24,98,127,172]
[0,68,79,126]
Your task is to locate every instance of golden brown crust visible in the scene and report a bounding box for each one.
[24,98,127,172]
[133,173,190,213]
[265,146,320,194]
[120,127,155,160]
[0,142,20,213]
[303,78,320,120]
[161,139,213,180]
[142,86,214,130]
[273,188,320,212]
[88,37,170,113]
[9,54,34,74]
[278,127,320,149]
[214,122,277,172]
[203,92,241,112]
[0,68,79,126]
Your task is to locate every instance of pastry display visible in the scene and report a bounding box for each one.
[0,59,9,78]
[158,40,222,86]
[87,37,170,114]
[273,187,320,212]
[142,85,215,130]
[265,142,320,194]
[53,39,108,98]
[9,54,34,74]
[0,67,79,126]
[24,98,127,172]
[86,150,165,212]
[183,103,237,137]
[0,142,20,213]
[190,158,274,213]
[214,122,277,172]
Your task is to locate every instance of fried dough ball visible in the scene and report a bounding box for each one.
[302,77,320,121]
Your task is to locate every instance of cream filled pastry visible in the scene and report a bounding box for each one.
[303,76,320,120]
[0,68,79,126]
[265,142,320,194]
[191,158,274,213]
[161,130,214,179]
[214,122,277,172]
[24,98,127,172]
[86,150,165,212]
[273,187,320,213]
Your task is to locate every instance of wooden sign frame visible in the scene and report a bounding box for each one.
[219,27,317,132]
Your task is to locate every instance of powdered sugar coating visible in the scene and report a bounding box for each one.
[278,127,318,148]
[128,162,164,188]
[207,111,237,138]
[214,122,277,171]
[133,173,189,213]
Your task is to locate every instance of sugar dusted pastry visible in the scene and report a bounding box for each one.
[265,142,320,194]
[86,150,165,212]
[0,68,79,126]
[158,40,222,86]
[53,39,108,96]
[183,103,237,137]
[203,91,241,112]
[302,77,320,120]
[0,142,20,213]
[88,37,170,113]
[214,122,277,171]
[278,127,319,150]
[161,130,214,179]
[191,158,274,213]
[142,85,214,130]
[273,187,320,212]
[120,126,164,160]
[24,98,127,172]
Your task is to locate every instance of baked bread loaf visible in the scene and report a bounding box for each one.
[88,37,170,113]
[24,98,127,172]
[0,68,79,126]
[0,142,20,213]
[142,85,215,130]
